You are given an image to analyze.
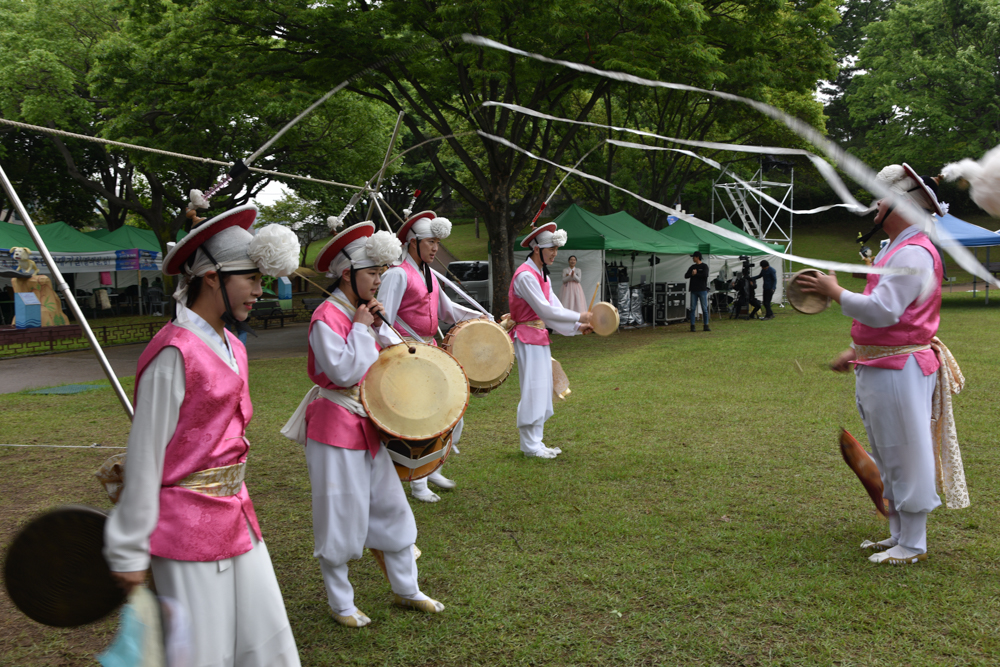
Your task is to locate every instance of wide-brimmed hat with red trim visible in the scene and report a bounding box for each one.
[872,163,946,217]
[396,210,439,243]
[315,222,376,274]
[163,204,257,276]
[520,222,570,249]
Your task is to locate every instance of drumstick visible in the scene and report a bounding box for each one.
[294,269,416,354]
[588,281,601,311]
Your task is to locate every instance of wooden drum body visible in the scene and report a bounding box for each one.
[441,319,514,396]
[787,269,832,314]
[360,342,470,481]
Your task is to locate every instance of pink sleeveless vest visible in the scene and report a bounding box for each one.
[851,232,942,375]
[395,260,439,344]
[135,323,262,562]
[305,300,381,456]
[508,262,551,346]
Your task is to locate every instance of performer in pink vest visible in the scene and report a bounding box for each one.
[800,163,969,565]
[104,204,302,665]
[283,221,444,628]
[507,222,592,459]
[378,210,485,502]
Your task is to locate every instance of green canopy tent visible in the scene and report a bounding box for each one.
[655,218,787,307]
[0,221,163,300]
[713,219,786,253]
[102,225,163,253]
[515,204,700,326]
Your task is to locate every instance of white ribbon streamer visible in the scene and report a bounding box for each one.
[462,34,1000,293]
[484,101,865,212]
[606,139,856,216]
[478,131,922,282]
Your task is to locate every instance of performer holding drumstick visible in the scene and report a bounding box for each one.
[103,205,302,665]
[378,210,487,503]
[798,163,969,565]
[282,221,444,628]
[505,222,592,459]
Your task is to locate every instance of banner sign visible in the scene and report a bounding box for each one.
[0,249,162,274]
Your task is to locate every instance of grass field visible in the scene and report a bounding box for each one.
[2,284,999,665]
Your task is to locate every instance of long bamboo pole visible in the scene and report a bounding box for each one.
[365,111,406,226]
[0,161,134,419]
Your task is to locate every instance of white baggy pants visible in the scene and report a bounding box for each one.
[856,354,941,552]
[513,339,553,455]
[150,528,300,667]
[305,440,419,614]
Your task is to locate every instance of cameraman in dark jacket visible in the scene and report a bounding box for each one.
[684,251,710,332]
[749,260,777,319]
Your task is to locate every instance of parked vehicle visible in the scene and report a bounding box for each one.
[443,261,490,311]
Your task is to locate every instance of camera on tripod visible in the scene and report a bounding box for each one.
[739,254,755,272]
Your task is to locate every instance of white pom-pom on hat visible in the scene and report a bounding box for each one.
[429,216,452,240]
[551,229,568,247]
[189,189,209,209]
[942,145,1000,217]
[327,215,344,231]
[248,224,301,277]
[365,230,403,266]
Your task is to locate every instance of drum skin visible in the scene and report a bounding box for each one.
[788,269,832,315]
[441,319,514,395]
[4,505,126,627]
[591,302,619,336]
[361,342,469,480]
[839,428,888,518]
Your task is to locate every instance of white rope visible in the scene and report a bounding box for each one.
[462,34,1000,293]
[0,116,364,190]
[478,131,922,281]
[484,101,865,212]
[607,138,855,216]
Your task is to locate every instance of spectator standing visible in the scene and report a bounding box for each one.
[559,255,586,313]
[684,251,710,332]
[750,260,777,319]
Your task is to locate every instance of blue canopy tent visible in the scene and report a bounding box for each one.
[935,214,1000,302]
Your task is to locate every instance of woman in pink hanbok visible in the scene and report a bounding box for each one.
[560,255,586,313]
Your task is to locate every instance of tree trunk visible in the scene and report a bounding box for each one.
[484,204,514,316]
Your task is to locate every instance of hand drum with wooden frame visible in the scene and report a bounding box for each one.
[4,505,126,627]
[787,269,832,314]
[590,301,619,336]
[361,342,470,481]
[441,319,514,396]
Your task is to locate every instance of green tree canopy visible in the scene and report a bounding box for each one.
[847,0,1000,175]
[155,0,838,310]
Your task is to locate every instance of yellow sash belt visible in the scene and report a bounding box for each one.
[854,343,930,362]
[177,462,246,497]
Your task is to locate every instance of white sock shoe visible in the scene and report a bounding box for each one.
[860,537,898,550]
[869,545,927,564]
[410,478,440,502]
[523,448,557,459]
[428,470,456,489]
[332,608,371,628]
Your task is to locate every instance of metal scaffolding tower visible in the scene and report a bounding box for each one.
[711,159,794,256]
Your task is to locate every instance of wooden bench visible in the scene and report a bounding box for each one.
[249,304,286,329]
[303,298,325,313]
